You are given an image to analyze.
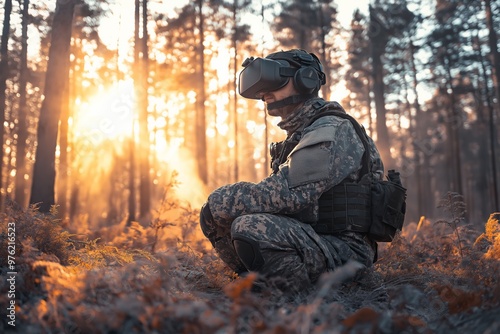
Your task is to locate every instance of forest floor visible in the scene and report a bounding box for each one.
[1,193,500,334]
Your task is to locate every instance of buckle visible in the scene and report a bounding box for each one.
[312,100,326,110]
[294,52,313,65]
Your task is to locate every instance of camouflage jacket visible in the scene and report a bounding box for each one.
[208,97,384,226]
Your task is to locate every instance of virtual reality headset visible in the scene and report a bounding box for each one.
[238,50,326,100]
[238,57,297,100]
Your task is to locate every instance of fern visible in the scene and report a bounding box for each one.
[436,192,467,258]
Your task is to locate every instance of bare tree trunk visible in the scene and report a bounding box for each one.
[370,44,393,169]
[128,0,140,224]
[196,0,208,184]
[57,3,70,218]
[485,0,500,108]
[471,28,498,214]
[139,0,151,218]
[14,0,29,208]
[443,54,464,197]
[318,3,330,100]
[58,77,69,218]
[29,0,75,212]
[409,40,431,217]
[366,75,373,135]
[369,6,394,169]
[232,0,239,182]
[261,3,269,177]
[68,38,81,220]
[127,136,136,224]
[484,0,500,210]
[0,0,13,210]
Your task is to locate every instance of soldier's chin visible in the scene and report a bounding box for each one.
[266,107,282,118]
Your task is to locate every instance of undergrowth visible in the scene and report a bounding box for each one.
[1,191,499,333]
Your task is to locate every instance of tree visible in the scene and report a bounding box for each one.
[0,0,13,209]
[368,5,393,169]
[14,0,30,208]
[376,1,427,222]
[484,0,500,210]
[30,0,76,212]
[272,0,340,96]
[226,0,252,181]
[128,0,141,224]
[139,0,151,218]
[231,0,240,181]
[343,10,372,133]
[368,1,417,171]
[419,0,500,222]
[196,0,208,185]
[426,0,473,201]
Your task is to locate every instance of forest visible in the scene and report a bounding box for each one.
[0,0,499,333]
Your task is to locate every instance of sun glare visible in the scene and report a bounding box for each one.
[73,79,135,143]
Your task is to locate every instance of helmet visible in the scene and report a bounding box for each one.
[238,49,326,100]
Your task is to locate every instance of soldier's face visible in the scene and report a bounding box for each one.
[261,80,300,118]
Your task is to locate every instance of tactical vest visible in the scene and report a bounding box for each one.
[270,104,406,242]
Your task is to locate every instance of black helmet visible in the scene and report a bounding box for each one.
[238,49,326,100]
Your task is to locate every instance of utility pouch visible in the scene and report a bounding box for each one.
[313,172,406,242]
[369,170,407,242]
[314,182,372,234]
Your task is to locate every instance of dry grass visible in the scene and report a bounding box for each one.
[1,194,499,333]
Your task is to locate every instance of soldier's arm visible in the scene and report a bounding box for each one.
[207,118,364,224]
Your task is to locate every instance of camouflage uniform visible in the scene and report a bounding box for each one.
[200,97,383,292]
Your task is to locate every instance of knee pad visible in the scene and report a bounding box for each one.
[232,235,265,271]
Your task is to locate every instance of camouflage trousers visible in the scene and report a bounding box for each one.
[203,213,376,292]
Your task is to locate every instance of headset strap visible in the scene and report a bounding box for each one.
[266,94,315,110]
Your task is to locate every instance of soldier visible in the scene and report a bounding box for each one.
[200,49,384,293]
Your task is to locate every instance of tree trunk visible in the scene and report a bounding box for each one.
[472,27,499,213]
[14,0,29,208]
[196,0,208,184]
[29,0,75,212]
[232,0,239,182]
[370,43,393,169]
[409,39,432,217]
[443,54,464,197]
[485,0,500,109]
[68,38,81,220]
[57,4,70,218]
[484,0,500,210]
[318,3,330,100]
[128,0,140,224]
[139,0,151,218]
[369,6,394,169]
[261,2,269,178]
[0,0,13,210]
[57,77,69,218]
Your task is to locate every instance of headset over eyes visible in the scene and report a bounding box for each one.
[238,50,326,100]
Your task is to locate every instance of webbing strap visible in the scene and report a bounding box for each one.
[305,105,374,235]
[315,182,371,234]
[306,108,371,176]
[267,94,315,110]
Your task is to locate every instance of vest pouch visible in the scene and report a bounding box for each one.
[314,182,372,234]
[369,179,407,242]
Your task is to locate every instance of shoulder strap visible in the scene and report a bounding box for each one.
[306,109,371,177]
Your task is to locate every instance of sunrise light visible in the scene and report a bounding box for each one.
[72,79,135,142]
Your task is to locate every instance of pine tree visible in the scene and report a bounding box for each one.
[30,0,76,212]
[0,0,13,209]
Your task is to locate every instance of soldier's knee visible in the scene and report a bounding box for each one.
[232,234,265,271]
[199,202,216,240]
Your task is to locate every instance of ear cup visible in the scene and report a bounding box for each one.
[293,67,320,94]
